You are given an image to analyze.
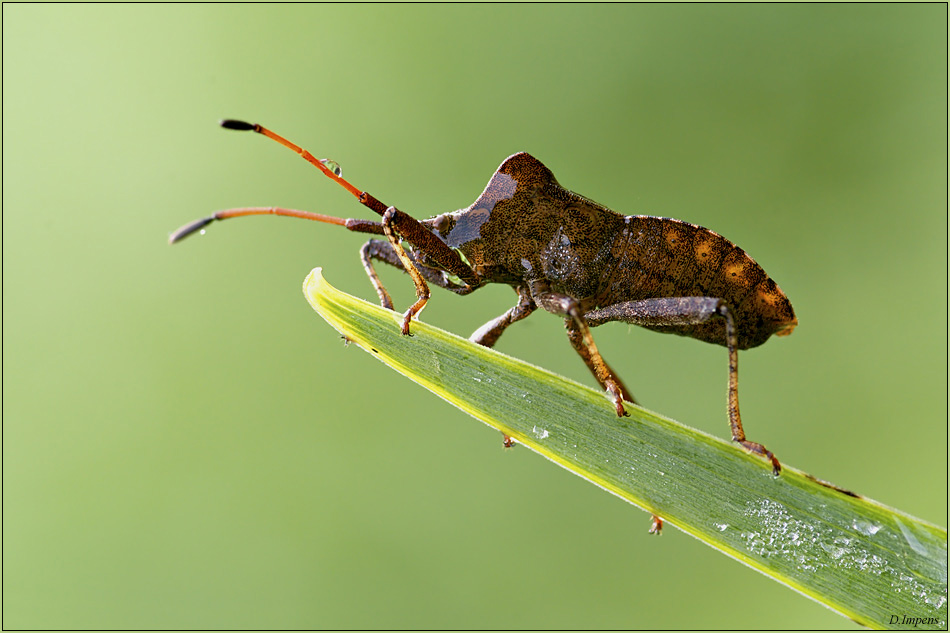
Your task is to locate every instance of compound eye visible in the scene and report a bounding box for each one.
[430,213,453,237]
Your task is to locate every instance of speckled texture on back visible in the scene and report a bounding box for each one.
[430,152,796,349]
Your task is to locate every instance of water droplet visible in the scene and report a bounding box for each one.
[852,519,882,536]
[320,159,342,176]
[925,594,947,609]
[531,425,549,440]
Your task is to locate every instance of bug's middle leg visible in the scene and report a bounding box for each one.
[468,286,538,450]
[469,287,537,348]
[565,324,637,406]
[584,297,781,474]
[532,289,629,417]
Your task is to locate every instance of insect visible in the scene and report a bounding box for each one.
[171,120,797,479]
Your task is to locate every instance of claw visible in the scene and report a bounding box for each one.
[607,381,628,417]
[738,439,782,476]
[769,454,782,476]
[400,311,413,336]
[615,399,628,417]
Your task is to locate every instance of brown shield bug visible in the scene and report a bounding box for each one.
[171,120,797,482]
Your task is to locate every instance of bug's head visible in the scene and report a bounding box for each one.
[423,213,456,242]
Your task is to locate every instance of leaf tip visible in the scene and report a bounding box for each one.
[303,267,325,309]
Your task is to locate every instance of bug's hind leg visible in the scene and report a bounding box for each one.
[584,297,780,475]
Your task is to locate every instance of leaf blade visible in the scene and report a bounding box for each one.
[303,268,947,630]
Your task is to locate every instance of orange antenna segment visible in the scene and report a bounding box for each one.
[169,206,351,244]
[220,120,361,199]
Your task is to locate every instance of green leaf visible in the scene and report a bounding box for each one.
[303,268,947,630]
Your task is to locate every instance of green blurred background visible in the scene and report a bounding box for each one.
[3,4,946,629]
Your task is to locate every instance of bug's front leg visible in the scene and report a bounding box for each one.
[360,237,476,312]
[359,239,400,310]
[584,297,780,475]
[380,207,479,336]
[381,207,429,335]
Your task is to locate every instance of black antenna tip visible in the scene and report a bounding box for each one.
[169,216,215,244]
[220,119,256,131]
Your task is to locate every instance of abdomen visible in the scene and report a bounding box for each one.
[597,216,796,349]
